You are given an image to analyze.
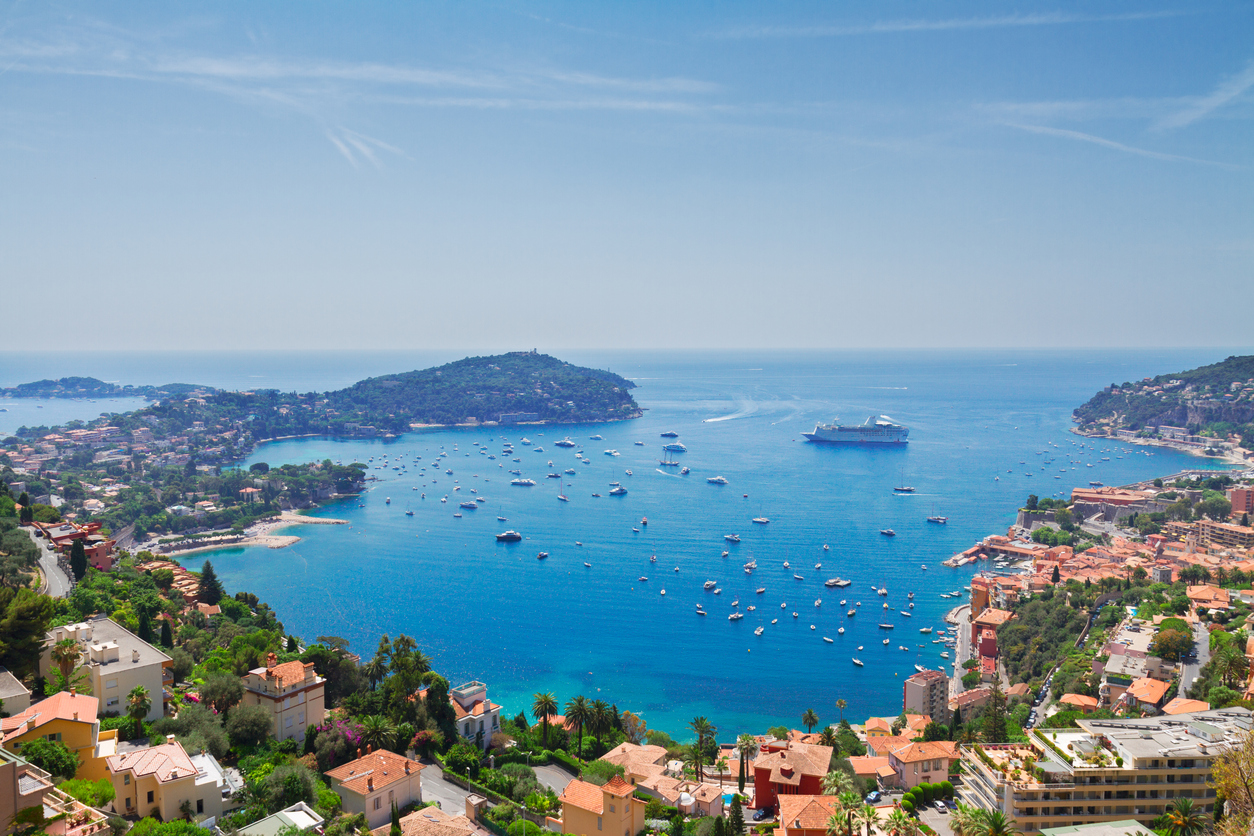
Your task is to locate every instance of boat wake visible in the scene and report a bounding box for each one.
[704,399,760,423]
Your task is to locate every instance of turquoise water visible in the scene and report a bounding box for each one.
[0,349,1241,739]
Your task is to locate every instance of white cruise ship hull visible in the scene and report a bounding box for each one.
[803,415,908,444]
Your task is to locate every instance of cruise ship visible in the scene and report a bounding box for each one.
[802,415,909,444]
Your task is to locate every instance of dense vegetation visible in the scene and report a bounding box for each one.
[1,377,205,400]
[1073,354,1254,445]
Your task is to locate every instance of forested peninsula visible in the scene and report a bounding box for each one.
[1072,354,1254,448]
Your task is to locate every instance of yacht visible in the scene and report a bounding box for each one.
[704,580,718,590]
[660,431,679,438]
[728,612,743,621]
[609,486,628,496]
[852,658,864,666]
[707,476,728,485]
[725,534,741,543]
[754,626,764,636]
[510,478,536,486]
[880,529,896,536]
[752,517,770,524]
[537,552,549,560]
[495,530,523,542]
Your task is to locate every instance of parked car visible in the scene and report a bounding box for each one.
[946,799,958,810]
[865,791,882,804]
[753,808,773,822]
[934,801,947,812]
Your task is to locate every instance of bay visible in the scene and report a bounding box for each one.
[1,348,1244,738]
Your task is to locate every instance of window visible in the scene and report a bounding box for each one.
[107,698,119,708]
[124,775,130,786]
[196,800,203,814]
[147,791,154,804]
[286,717,293,729]
[609,804,615,813]
[46,733,62,742]
[125,797,132,810]
[597,819,602,831]
[297,711,305,725]
[375,798,382,810]
[106,679,118,689]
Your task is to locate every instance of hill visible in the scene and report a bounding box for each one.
[2,377,211,400]
[1072,355,1254,446]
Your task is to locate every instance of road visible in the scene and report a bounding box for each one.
[1180,622,1211,697]
[534,763,575,795]
[32,530,72,598]
[419,761,476,815]
[948,605,971,697]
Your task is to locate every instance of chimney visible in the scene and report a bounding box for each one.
[266,652,278,669]
[357,748,362,759]
[367,777,374,792]
[133,649,140,663]
[71,686,76,697]
[167,734,176,744]
[73,712,78,721]
[404,762,411,775]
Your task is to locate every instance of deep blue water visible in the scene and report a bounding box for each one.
[0,349,1244,740]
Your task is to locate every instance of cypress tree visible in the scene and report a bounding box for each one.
[1051,564,1060,584]
[728,796,744,835]
[390,802,401,836]
[69,539,87,581]
[137,610,153,644]
[287,635,298,653]
[160,619,173,649]
[198,560,223,605]
[949,706,961,740]
[714,817,726,836]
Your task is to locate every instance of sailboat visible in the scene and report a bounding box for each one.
[557,478,569,502]
[893,465,915,493]
[926,503,947,524]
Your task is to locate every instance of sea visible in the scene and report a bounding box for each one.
[1,348,1247,740]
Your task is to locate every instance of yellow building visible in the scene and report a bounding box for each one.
[106,737,231,822]
[240,655,326,744]
[559,776,647,836]
[0,692,117,781]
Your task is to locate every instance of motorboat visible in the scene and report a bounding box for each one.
[852,658,864,666]
[880,529,896,536]
[725,534,741,543]
[537,552,549,560]
[707,476,728,485]
[495,531,523,542]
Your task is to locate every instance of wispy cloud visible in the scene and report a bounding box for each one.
[711,10,1182,39]
[1007,123,1237,167]
[1156,59,1254,129]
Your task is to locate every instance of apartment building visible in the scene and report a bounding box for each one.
[240,654,325,743]
[326,749,425,830]
[959,708,1248,835]
[106,736,234,822]
[41,617,170,720]
[449,681,501,751]
[0,747,109,836]
[903,670,950,725]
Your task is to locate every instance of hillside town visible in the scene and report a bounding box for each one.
[3,457,1254,836]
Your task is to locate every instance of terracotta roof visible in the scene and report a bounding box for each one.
[1126,677,1171,705]
[865,735,913,757]
[560,779,605,815]
[864,718,893,733]
[973,608,1014,627]
[846,756,891,777]
[603,775,634,797]
[106,740,197,783]
[904,715,931,734]
[600,742,667,778]
[452,698,500,721]
[1,692,99,743]
[248,660,314,689]
[325,750,424,796]
[752,741,833,785]
[949,688,992,710]
[1162,697,1210,715]
[777,795,839,831]
[371,807,481,836]
[1006,683,1031,697]
[888,741,958,764]
[908,669,947,685]
[1059,693,1099,710]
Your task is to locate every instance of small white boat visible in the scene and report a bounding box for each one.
[754,626,764,636]
[852,658,863,666]
[838,627,845,634]
[823,636,833,643]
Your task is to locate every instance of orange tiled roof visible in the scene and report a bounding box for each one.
[326,749,424,796]
[777,795,839,831]
[866,735,913,757]
[752,741,833,785]
[1059,693,1099,710]
[371,807,481,836]
[1,692,99,743]
[1126,677,1171,705]
[864,718,893,733]
[250,660,314,689]
[452,698,500,721]
[560,779,605,815]
[846,756,891,777]
[106,740,197,783]
[1161,697,1210,715]
[889,741,958,764]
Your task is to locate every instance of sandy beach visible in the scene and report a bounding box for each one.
[147,512,348,557]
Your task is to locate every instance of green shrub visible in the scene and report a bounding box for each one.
[507,822,543,836]
[900,799,914,814]
[59,778,116,807]
[939,781,953,798]
[581,759,625,786]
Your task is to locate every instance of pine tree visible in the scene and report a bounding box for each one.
[69,540,87,581]
[198,560,223,605]
[160,619,173,649]
[949,706,961,740]
[982,678,1008,743]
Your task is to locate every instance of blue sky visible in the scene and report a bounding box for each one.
[2,2,1251,350]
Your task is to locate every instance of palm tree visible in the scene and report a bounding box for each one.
[951,803,981,836]
[1164,797,1207,836]
[361,715,397,751]
[884,809,915,836]
[715,755,729,788]
[836,699,848,723]
[974,810,1018,836]
[827,812,852,836]
[126,685,151,738]
[363,655,388,690]
[819,728,840,748]
[802,709,820,733]
[533,693,558,747]
[50,638,81,680]
[689,717,716,781]
[565,696,591,760]
[1217,647,1248,687]
[854,805,878,836]
[822,770,855,796]
[587,699,613,754]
